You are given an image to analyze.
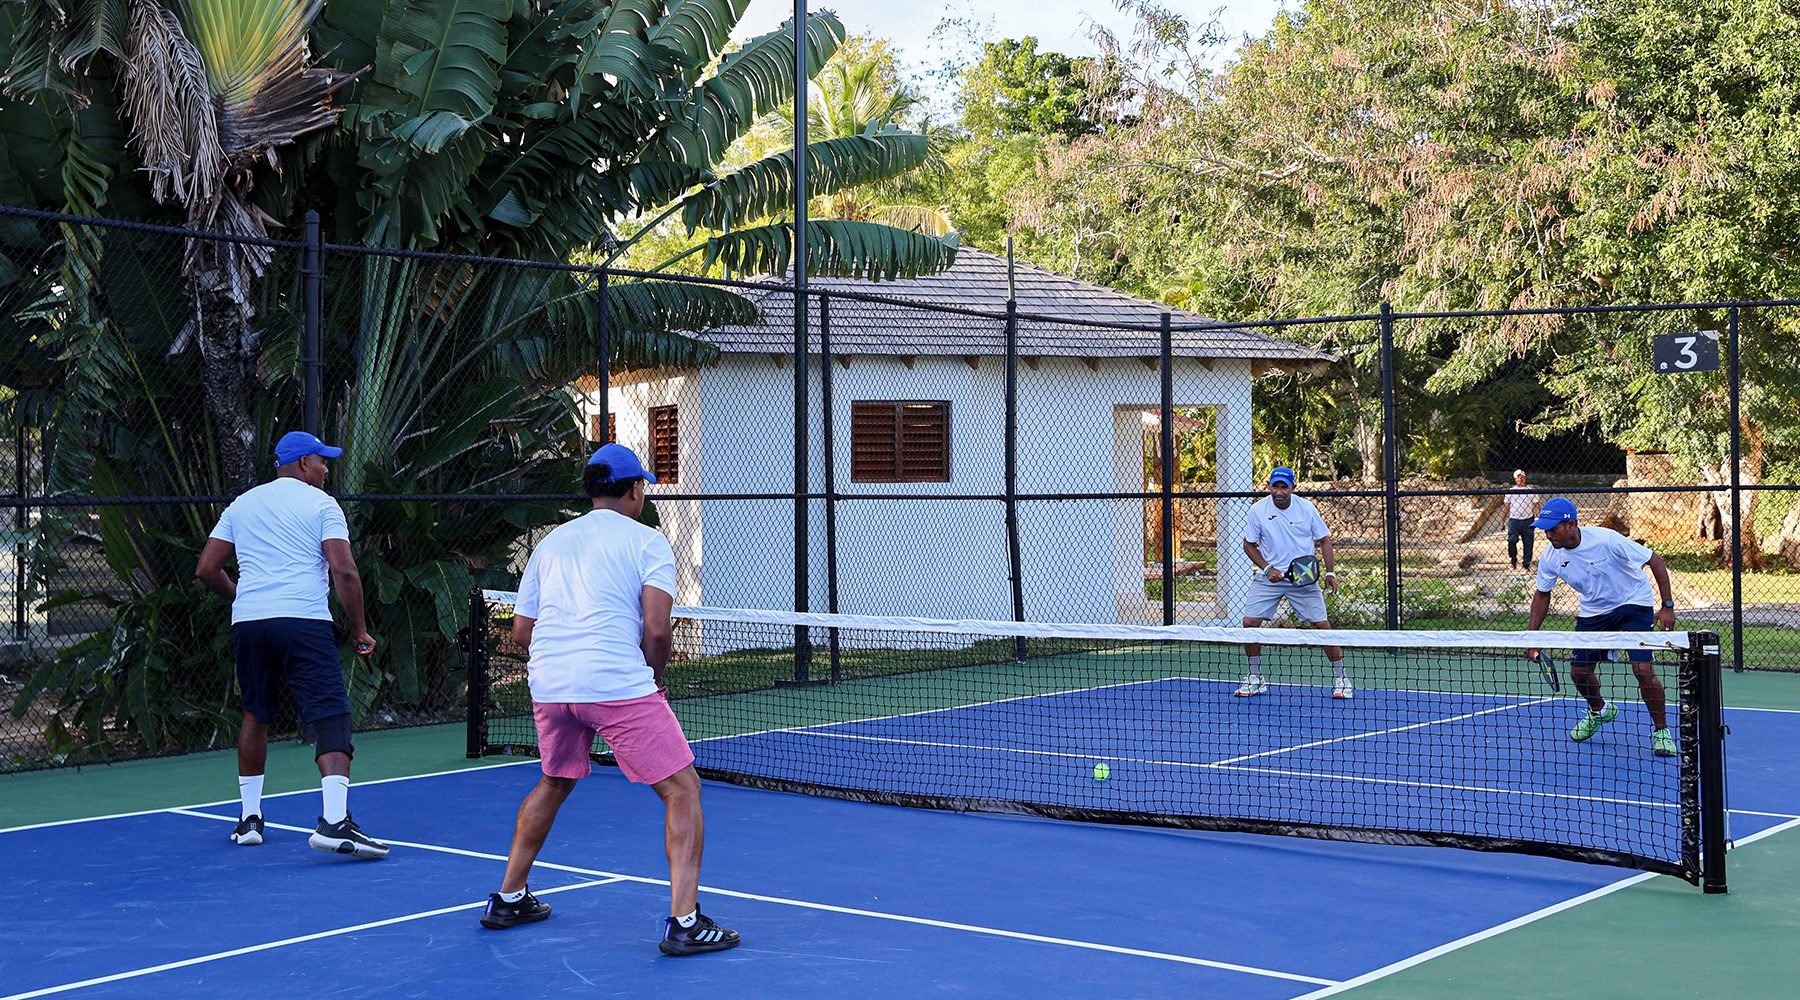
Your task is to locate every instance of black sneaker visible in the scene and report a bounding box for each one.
[231,815,264,846]
[659,910,740,956]
[308,814,390,859]
[481,887,552,929]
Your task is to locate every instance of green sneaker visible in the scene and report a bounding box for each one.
[1570,702,1619,742]
[1651,728,1677,757]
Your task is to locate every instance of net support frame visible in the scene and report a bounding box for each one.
[467,590,1728,886]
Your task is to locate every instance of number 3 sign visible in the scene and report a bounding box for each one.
[1652,331,1721,373]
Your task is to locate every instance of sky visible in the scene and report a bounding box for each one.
[731,1,1291,83]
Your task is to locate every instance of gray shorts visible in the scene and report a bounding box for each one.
[1242,575,1329,623]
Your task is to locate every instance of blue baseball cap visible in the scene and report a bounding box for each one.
[586,442,656,483]
[1532,497,1579,530]
[273,431,342,468]
[1269,467,1296,487]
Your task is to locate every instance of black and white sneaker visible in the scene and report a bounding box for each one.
[308,814,390,859]
[230,815,264,846]
[659,910,740,956]
[480,887,552,929]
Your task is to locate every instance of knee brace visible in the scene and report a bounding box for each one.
[311,713,355,760]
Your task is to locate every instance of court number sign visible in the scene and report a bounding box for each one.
[1652,331,1720,373]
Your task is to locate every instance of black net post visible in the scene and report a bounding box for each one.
[1159,312,1176,626]
[1379,303,1400,629]
[465,589,488,759]
[1693,630,1730,893]
[301,211,323,435]
[820,293,842,682]
[1004,298,1027,658]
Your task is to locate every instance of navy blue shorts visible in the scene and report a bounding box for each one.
[1573,604,1655,667]
[234,618,351,725]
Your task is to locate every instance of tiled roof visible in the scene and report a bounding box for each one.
[691,247,1329,362]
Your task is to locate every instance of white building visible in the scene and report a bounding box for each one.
[594,249,1326,626]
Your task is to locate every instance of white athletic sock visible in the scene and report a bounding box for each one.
[1330,660,1348,683]
[321,774,350,824]
[675,908,698,928]
[499,888,526,903]
[1245,655,1262,681]
[238,775,263,820]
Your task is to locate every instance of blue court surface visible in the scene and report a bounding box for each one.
[693,679,1694,865]
[6,703,1800,999]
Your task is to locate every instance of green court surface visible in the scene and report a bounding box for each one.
[7,670,1800,998]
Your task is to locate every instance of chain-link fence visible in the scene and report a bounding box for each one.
[4,204,1797,772]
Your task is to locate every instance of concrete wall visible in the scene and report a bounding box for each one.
[605,354,1258,627]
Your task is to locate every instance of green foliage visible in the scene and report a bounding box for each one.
[959,37,1113,141]
[0,0,956,765]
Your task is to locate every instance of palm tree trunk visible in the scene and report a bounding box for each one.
[190,248,257,494]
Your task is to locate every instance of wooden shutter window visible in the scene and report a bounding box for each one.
[851,401,949,482]
[650,405,679,483]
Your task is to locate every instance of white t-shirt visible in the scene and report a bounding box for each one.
[1243,493,1330,573]
[1504,487,1540,520]
[1534,525,1657,617]
[515,509,677,704]
[209,478,350,624]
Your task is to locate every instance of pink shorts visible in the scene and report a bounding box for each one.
[532,693,695,785]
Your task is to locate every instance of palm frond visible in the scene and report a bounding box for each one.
[0,0,129,104]
[701,219,957,281]
[174,0,356,161]
[369,0,509,127]
[680,128,931,232]
[649,11,845,167]
[649,0,750,84]
[565,0,667,105]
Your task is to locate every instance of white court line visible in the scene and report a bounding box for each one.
[784,730,1800,820]
[689,674,1186,745]
[0,877,617,1000]
[167,808,1337,987]
[1208,698,1554,766]
[0,757,542,836]
[1285,815,1800,1000]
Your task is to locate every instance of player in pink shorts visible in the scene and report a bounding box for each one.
[480,443,738,956]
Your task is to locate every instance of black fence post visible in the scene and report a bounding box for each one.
[1160,312,1176,627]
[1004,299,1027,658]
[301,211,323,436]
[790,0,812,682]
[820,294,841,682]
[597,269,610,442]
[13,422,24,642]
[1727,304,1742,673]
[1379,303,1400,630]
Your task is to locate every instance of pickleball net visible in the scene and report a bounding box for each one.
[465,591,1728,886]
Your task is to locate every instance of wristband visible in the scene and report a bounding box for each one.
[1323,571,1336,578]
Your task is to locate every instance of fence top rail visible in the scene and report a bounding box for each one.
[0,203,306,252]
[12,205,1800,337]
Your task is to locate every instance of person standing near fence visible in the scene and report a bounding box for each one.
[1235,467,1351,700]
[1504,469,1541,570]
[1523,497,1678,757]
[481,442,738,956]
[194,432,388,859]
